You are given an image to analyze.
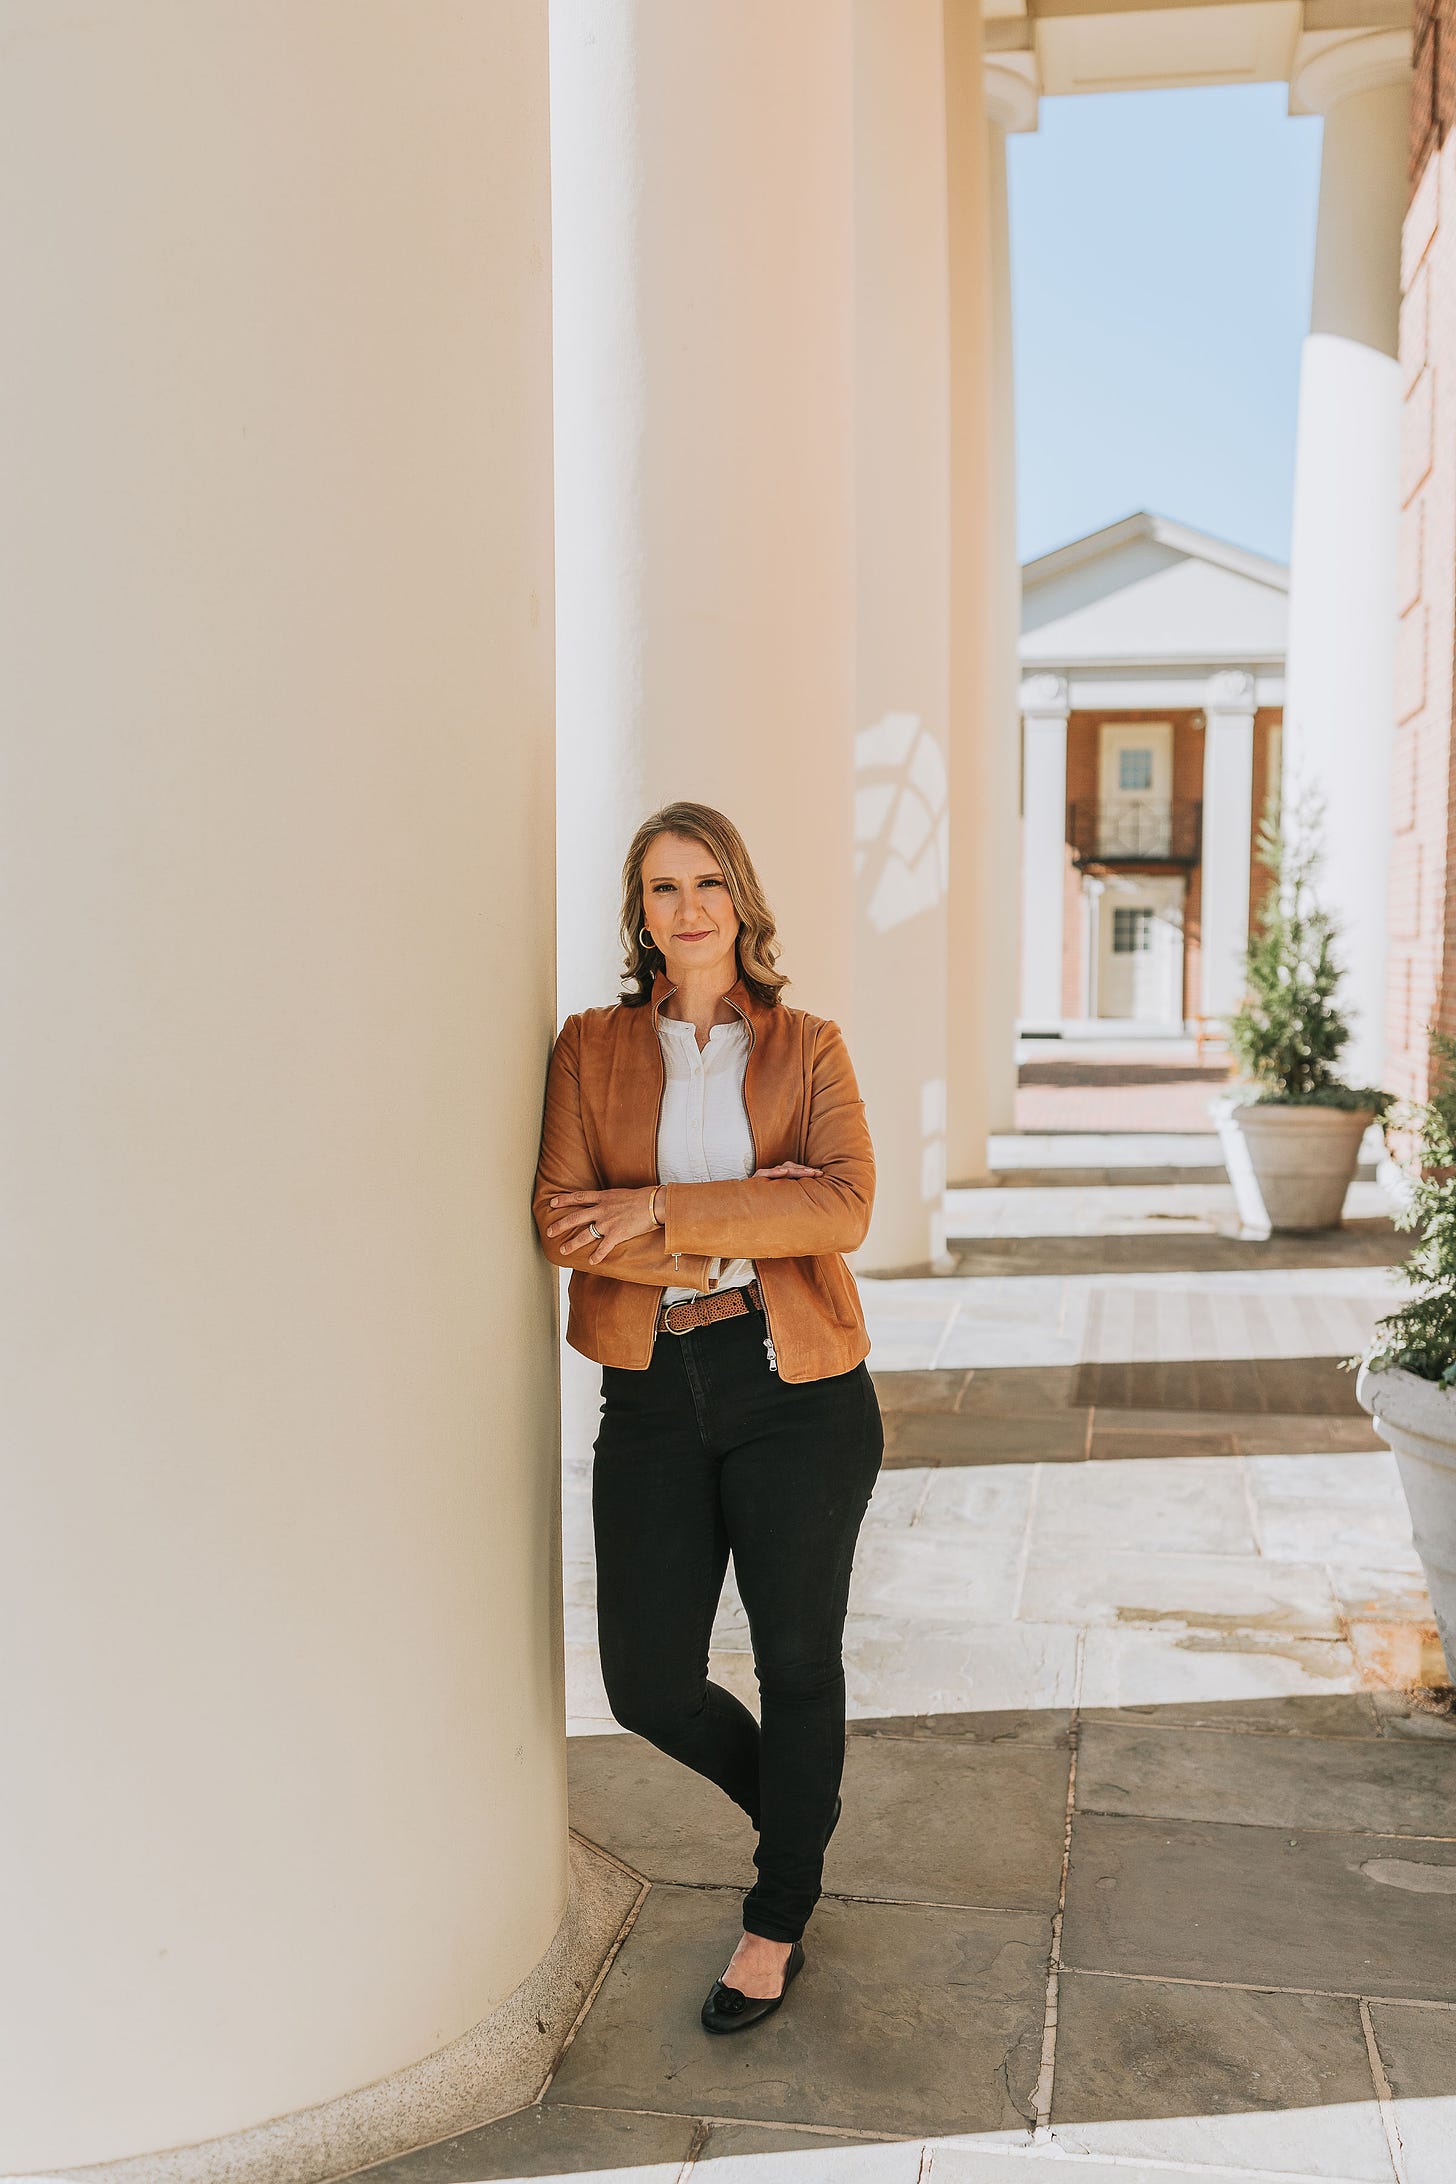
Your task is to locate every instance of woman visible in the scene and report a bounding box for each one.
[532,800,884,2033]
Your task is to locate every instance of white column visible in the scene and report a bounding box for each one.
[853,0,954,1273]
[982,77,1037,1126]
[1200,670,1259,1022]
[550,2,856,1030]
[1,5,563,2170]
[1019,674,1071,1030]
[1283,31,1412,1085]
[944,50,1037,1179]
[943,0,994,1194]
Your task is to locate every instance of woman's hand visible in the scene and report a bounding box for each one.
[546,1186,660,1267]
[546,1167,823,1267]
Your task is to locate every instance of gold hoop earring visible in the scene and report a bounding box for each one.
[639,926,655,950]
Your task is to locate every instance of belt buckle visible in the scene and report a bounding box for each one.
[662,1299,697,1336]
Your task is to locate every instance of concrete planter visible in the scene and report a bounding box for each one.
[1212,1096,1373,1238]
[1357,1362,1456,1677]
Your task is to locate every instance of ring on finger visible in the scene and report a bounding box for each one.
[588,1220,603,1239]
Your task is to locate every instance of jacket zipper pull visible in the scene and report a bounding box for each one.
[763,1323,778,1374]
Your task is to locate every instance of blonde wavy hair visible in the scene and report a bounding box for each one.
[619,801,787,1009]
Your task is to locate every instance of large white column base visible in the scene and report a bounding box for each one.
[24,1843,641,2184]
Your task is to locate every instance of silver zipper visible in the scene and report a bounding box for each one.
[646,980,675,1361]
[722,993,779,1375]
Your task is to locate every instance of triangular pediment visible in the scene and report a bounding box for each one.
[1021,511,1288,668]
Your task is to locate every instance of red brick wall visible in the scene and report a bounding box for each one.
[1390,0,1456,1100]
[1060,710,1213,1022]
[1249,708,1282,936]
[1062,715,1098,1015]
[1172,714,1204,1019]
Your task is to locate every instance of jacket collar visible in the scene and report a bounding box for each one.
[649,964,770,1028]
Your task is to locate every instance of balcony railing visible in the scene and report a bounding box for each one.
[1069,800,1202,867]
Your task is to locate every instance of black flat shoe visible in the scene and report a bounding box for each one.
[700,1940,805,2033]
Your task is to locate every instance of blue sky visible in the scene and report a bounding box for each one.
[1008,83,1323,568]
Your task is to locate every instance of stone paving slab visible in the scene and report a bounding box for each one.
[1062,1811,1456,2001]
[848,1530,1025,1624]
[955,1366,1084,1413]
[1254,1498,1420,1573]
[1371,1688,1456,1740]
[870,1367,976,1412]
[1076,1355,1368,1414]
[949,1230,1406,1276]
[821,1734,1071,1911]
[930,2154,1347,2184]
[1018,1549,1344,1635]
[347,2099,697,2181]
[1365,2000,1456,2184]
[1347,1620,1451,1693]
[1076,1718,1456,1835]
[841,1613,1081,1719]
[847,1708,1072,1746]
[882,1408,1090,1467]
[694,2123,924,2176]
[1078,1283,1389,1366]
[1096,1414,1383,1460]
[1031,1454,1256,1554]
[983,1129,1225,1170]
[1078,1627,1361,1711]
[911,1468,1036,1535]
[544,1885,1047,2139]
[1245,1451,1405,1501]
[1078,1694,1383,1739]
[1049,1972,1394,2179]
[568,1735,756,1889]
[568,1729,1070,1913]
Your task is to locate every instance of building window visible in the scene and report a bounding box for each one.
[1112,906,1154,954]
[1118,747,1154,792]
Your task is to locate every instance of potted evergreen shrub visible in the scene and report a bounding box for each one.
[1212,807,1388,1236]
[1356,1035,1456,1672]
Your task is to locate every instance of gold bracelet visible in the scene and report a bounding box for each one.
[649,1185,662,1227]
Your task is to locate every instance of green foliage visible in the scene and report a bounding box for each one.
[1364,1032,1456,1389]
[1226,804,1387,1117]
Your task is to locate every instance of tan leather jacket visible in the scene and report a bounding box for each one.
[532,967,875,1382]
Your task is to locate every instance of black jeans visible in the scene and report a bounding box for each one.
[592,1303,884,1943]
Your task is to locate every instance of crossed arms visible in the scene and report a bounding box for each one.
[531,1013,875,1287]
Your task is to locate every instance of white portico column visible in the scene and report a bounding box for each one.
[1019,674,1072,1030]
[1283,31,1412,1084]
[550,2,856,1030]
[942,0,994,1195]
[853,0,954,1273]
[1199,670,1260,1022]
[1,5,564,2173]
[977,62,1040,1131]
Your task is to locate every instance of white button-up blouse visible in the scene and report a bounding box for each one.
[657,1013,757,1304]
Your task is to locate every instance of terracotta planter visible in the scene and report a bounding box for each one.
[1212,1096,1374,1238]
[1357,1363,1456,1677]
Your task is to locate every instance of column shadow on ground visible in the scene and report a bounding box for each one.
[947,1223,1405,1277]
[876,1357,1383,1467]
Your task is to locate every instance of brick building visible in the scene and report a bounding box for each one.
[1393,0,1456,1099]
[1018,513,1285,1034]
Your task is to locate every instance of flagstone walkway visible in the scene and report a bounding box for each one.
[352,1163,1456,2184]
